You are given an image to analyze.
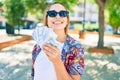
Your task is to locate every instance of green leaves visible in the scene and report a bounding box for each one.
[24,0,78,13]
[106,0,120,28]
[109,8,120,28]
[3,0,26,26]
[23,0,79,21]
[0,2,3,7]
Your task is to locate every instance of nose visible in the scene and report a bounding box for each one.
[55,14,61,18]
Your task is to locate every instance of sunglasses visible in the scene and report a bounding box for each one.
[47,10,69,17]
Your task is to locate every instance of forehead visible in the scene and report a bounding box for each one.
[49,4,66,11]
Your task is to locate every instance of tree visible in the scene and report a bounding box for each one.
[0,2,3,7]
[106,0,120,34]
[109,8,120,34]
[3,0,25,34]
[24,0,78,21]
[95,0,107,48]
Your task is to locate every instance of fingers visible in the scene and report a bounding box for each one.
[44,43,58,51]
[44,50,54,57]
[42,43,60,59]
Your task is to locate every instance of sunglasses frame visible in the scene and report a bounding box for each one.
[47,10,69,17]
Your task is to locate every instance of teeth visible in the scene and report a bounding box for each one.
[53,21,62,24]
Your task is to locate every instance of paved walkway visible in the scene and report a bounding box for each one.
[79,34,120,80]
[0,29,120,80]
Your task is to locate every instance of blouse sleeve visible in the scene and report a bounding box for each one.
[66,44,84,75]
[31,44,41,80]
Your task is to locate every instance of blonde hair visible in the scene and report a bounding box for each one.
[42,2,70,34]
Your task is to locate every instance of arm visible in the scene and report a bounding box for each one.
[66,45,84,80]
[42,43,84,80]
[53,58,80,80]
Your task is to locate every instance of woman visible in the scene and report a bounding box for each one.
[32,2,84,80]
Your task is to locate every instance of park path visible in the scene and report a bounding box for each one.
[0,29,120,80]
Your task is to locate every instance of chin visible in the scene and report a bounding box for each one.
[52,27,64,31]
[53,28,64,30]
[54,26,65,29]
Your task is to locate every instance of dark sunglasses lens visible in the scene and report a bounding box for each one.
[47,11,57,17]
[47,10,69,17]
[59,11,68,17]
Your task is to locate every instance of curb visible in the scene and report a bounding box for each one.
[68,30,120,38]
[89,47,114,54]
[0,35,32,50]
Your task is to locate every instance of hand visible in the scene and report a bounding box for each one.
[41,43,61,64]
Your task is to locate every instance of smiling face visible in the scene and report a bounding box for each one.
[46,3,69,33]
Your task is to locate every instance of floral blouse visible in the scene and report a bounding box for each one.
[31,35,84,79]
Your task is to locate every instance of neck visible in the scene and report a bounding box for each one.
[54,30,67,43]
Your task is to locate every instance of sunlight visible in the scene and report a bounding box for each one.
[91,53,104,58]
[87,69,98,75]
[107,63,120,71]
[94,60,109,68]
[13,69,20,74]
[85,60,95,66]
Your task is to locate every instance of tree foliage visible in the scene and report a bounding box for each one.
[23,0,78,21]
[106,0,120,33]
[109,8,120,28]
[3,0,25,26]
[0,1,3,7]
[24,0,78,14]
[106,0,120,10]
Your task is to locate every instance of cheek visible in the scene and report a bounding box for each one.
[63,18,68,25]
[47,17,53,28]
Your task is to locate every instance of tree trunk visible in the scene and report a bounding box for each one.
[96,0,106,48]
[113,27,118,34]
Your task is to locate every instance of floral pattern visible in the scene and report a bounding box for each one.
[31,35,84,79]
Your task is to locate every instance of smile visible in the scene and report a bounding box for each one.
[53,21,63,25]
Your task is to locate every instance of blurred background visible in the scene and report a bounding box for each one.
[0,0,120,34]
[0,0,120,80]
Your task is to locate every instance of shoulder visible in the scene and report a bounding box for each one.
[64,35,84,75]
[64,35,84,56]
[65,35,83,48]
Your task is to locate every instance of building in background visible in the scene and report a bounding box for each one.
[69,1,99,31]
[70,2,98,23]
